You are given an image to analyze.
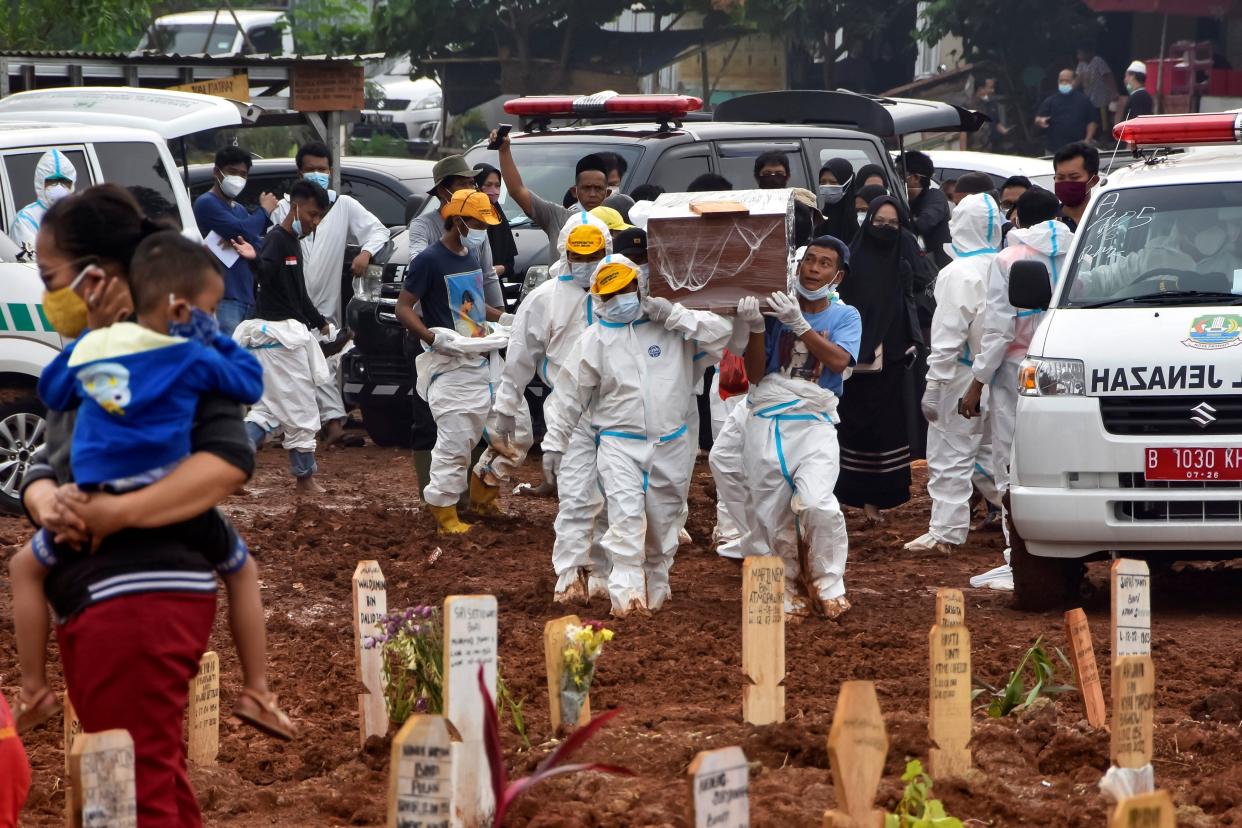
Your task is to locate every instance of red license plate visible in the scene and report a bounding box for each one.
[1145,447,1242,481]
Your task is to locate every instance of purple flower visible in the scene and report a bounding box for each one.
[414,697,428,712]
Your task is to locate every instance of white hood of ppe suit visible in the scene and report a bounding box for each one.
[33,149,78,207]
[943,193,1001,261]
[928,193,1001,387]
[548,209,613,279]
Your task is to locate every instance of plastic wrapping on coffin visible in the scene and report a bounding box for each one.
[646,188,796,310]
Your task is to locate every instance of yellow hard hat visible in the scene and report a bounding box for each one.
[591,255,639,297]
[440,189,501,225]
[566,222,606,255]
[589,205,633,232]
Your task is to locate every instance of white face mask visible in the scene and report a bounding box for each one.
[569,261,595,288]
[602,292,641,324]
[219,174,246,199]
[44,184,71,204]
[463,227,488,248]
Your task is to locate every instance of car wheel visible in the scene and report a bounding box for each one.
[1006,492,1084,611]
[0,396,46,515]
[360,400,414,448]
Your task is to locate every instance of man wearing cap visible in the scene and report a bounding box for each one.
[396,189,517,533]
[741,235,862,620]
[493,212,614,603]
[1121,60,1154,121]
[905,193,1002,556]
[589,205,632,237]
[489,127,611,265]
[549,256,733,617]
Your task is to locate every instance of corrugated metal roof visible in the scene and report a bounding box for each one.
[0,50,384,64]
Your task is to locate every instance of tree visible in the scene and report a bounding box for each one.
[2,0,154,51]
[917,0,1100,143]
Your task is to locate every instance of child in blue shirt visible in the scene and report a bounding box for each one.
[11,232,295,739]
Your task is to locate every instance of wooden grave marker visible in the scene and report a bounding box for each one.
[545,615,590,732]
[1111,654,1155,769]
[443,594,499,828]
[928,588,971,778]
[64,694,82,775]
[687,745,749,828]
[742,556,785,725]
[69,729,137,828]
[387,714,453,828]
[1110,790,1175,828]
[1064,609,1107,728]
[188,651,220,766]
[1111,559,1151,661]
[934,587,964,627]
[823,681,888,828]
[353,560,389,747]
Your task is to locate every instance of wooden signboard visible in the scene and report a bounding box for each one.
[1110,790,1175,828]
[353,560,389,746]
[169,73,249,103]
[290,63,365,112]
[928,621,971,778]
[69,729,137,828]
[64,695,82,776]
[742,556,785,725]
[443,595,499,828]
[1111,559,1152,661]
[188,651,220,766]
[545,615,590,731]
[1064,609,1107,728]
[687,745,749,828]
[388,715,453,828]
[1111,655,1155,769]
[823,681,887,828]
[647,189,794,310]
[934,588,964,627]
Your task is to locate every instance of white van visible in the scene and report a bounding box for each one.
[137,10,294,56]
[1006,113,1242,608]
[0,87,249,512]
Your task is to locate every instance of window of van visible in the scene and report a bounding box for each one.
[806,138,884,187]
[1064,183,1242,307]
[714,141,809,190]
[247,25,282,55]
[93,142,181,226]
[4,148,90,211]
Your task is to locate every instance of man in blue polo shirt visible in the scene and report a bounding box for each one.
[192,146,277,336]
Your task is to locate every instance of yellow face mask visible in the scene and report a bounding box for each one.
[42,265,92,338]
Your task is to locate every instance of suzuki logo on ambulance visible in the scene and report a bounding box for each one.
[1184,315,1242,350]
[1191,402,1218,427]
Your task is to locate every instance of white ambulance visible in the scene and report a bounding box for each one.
[1008,112,1242,608]
[0,87,249,512]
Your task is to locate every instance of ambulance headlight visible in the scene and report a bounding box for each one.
[1019,357,1086,397]
[352,264,384,303]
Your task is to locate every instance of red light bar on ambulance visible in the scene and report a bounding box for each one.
[1113,112,1242,147]
[504,92,702,120]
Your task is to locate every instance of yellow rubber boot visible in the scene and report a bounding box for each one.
[428,504,472,535]
[468,473,504,516]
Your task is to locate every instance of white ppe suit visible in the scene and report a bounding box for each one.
[706,327,757,559]
[553,282,731,613]
[234,318,330,452]
[273,191,390,424]
[493,212,612,590]
[9,149,78,250]
[921,193,1002,546]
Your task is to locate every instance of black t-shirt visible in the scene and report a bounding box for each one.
[403,240,489,338]
[1037,89,1099,152]
[251,225,326,330]
[1124,88,1155,120]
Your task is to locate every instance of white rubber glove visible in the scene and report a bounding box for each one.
[542,449,563,484]
[431,330,465,356]
[921,382,942,423]
[494,413,517,443]
[641,295,674,323]
[737,295,765,333]
[768,291,811,337]
[497,312,515,327]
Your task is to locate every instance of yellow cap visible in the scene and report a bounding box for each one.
[589,205,633,232]
[440,189,501,225]
[566,222,606,255]
[592,259,638,297]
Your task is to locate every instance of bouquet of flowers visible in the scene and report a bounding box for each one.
[362,605,443,725]
[559,621,614,726]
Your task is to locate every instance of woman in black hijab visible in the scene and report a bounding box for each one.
[474,163,518,281]
[855,163,890,191]
[813,158,858,244]
[835,194,917,524]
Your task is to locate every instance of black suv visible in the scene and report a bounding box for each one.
[341,91,983,447]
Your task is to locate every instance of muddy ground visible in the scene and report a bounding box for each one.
[4,444,1242,827]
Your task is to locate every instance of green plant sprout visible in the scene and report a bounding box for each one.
[885,760,964,828]
[972,635,1076,718]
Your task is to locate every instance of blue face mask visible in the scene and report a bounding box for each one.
[1058,83,1073,95]
[170,306,221,344]
[569,261,595,288]
[464,227,489,248]
[602,292,641,324]
[291,204,304,237]
[304,171,330,190]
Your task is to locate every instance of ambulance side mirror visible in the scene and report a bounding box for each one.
[1010,260,1051,311]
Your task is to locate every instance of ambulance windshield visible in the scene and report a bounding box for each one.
[1063,183,1242,307]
